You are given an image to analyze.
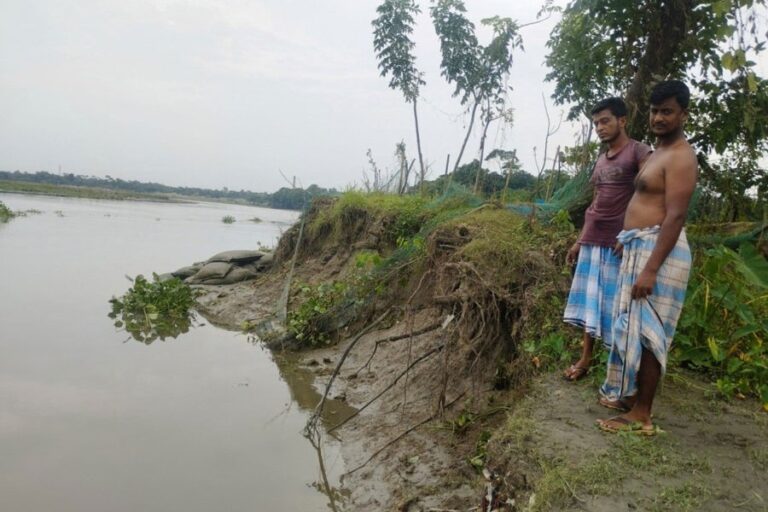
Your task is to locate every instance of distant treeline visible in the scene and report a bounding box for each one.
[0,170,337,210]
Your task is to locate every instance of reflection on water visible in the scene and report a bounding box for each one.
[0,193,349,512]
[270,351,358,433]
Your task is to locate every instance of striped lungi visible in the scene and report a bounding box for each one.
[563,244,621,348]
[600,226,692,401]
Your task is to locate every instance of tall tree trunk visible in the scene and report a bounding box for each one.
[502,168,512,203]
[473,102,493,195]
[413,99,426,195]
[624,0,693,141]
[452,99,480,174]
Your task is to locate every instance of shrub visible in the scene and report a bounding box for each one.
[222,215,236,224]
[287,281,349,346]
[675,243,768,407]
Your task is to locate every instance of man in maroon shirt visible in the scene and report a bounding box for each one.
[563,97,652,384]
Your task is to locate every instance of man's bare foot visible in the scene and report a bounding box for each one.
[596,412,659,436]
[563,360,590,381]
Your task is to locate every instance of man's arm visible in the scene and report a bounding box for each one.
[566,186,597,265]
[632,148,697,299]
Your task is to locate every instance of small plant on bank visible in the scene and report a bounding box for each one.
[222,215,236,224]
[287,281,349,346]
[0,201,15,222]
[109,273,199,344]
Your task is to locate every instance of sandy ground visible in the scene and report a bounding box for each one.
[195,271,768,511]
[489,372,768,511]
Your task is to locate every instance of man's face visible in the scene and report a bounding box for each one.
[592,109,624,143]
[649,97,687,137]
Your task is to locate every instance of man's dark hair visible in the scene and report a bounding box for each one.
[590,97,627,117]
[650,80,690,109]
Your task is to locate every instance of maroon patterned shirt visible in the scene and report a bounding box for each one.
[579,139,653,247]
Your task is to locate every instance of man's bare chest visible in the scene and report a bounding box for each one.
[635,157,666,194]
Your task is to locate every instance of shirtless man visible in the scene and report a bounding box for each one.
[597,80,698,434]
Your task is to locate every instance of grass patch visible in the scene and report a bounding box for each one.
[222,215,236,224]
[750,448,768,471]
[308,191,431,245]
[0,179,177,201]
[531,435,711,511]
[492,390,712,512]
[648,481,712,512]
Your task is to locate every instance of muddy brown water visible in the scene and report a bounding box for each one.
[0,193,352,511]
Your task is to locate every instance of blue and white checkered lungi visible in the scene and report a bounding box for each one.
[563,244,621,348]
[600,226,691,401]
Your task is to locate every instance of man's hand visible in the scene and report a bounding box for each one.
[566,242,581,265]
[612,241,623,258]
[631,268,657,299]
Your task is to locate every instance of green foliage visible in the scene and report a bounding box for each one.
[287,281,350,346]
[0,200,15,222]
[430,0,482,105]
[675,243,768,406]
[309,191,430,244]
[372,0,424,102]
[221,215,236,224]
[108,274,199,344]
[546,0,768,209]
[426,160,537,199]
[430,0,523,176]
[468,430,492,470]
[694,155,768,221]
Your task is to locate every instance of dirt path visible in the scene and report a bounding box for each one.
[489,372,768,511]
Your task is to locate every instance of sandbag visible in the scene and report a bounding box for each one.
[255,252,274,269]
[191,266,257,285]
[172,264,203,279]
[207,250,264,264]
[186,262,233,283]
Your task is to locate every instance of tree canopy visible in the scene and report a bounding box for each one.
[546,0,767,154]
[546,0,768,220]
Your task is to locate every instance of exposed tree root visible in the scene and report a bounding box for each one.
[343,391,466,477]
[304,308,392,439]
[354,322,443,375]
[328,343,445,433]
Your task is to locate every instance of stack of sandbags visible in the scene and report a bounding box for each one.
[173,250,274,285]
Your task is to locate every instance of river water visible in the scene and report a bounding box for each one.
[0,193,346,511]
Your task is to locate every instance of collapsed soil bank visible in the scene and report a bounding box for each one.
[193,196,768,511]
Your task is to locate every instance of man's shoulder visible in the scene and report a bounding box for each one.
[670,141,698,169]
[628,138,653,154]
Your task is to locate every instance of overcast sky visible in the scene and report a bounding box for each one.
[2,1,595,192]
